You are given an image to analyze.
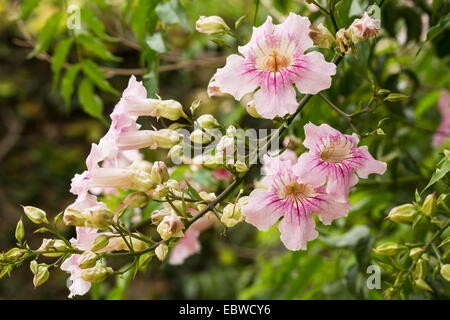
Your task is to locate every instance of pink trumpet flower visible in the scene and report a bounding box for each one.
[293,123,387,202]
[243,153,351,250]
[213,13,336,119]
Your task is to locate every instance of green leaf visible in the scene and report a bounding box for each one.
[145,33,167,54]
[131,0,159,43]
[51,38,73,88]
[322,226,370,248]
[426,13,450,42]
[106,269,133,300]
[283,254,323,299]
[28,12,62,58]
[155,0,190,29]
[143,49,160,98]
[354,235,374,270]
[20,0,40,20]
[82,60,118,95]
[61,64,80,109]
[423,157,450,191]
[77,33,121,62]
[78,78,105,121]
[80,8,116,42]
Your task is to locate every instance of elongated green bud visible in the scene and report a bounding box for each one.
[373,242,405,256]
[386,204,417,223]
[23,206,48,224]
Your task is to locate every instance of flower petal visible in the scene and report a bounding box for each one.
[214,54,259,100]
[317,196,351,225]
[355,146,387,178]
[253,84,298,119]
[274,13,313,54]
[303,122,341,150]
[278,212,318,250]
[238,16,275,56]
[243,189,283,231]
[293,152,327,187]
[294,51,336,95]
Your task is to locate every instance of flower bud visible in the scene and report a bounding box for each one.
[226,125,237,137]
[309,23,335,49]
[157,214,184,241]
[335,29,354,55]
[130,169,155,192]
[80,264,113,283]
[440,264,450,282]
[78,251,98,269]
[155,100,187,121]
[444,149,450,162]
[151,161,170,185]
[155,244,169,261]
[168,144,184,160]
[128,160,153,173]
[90,235,110,252]
[221,203,243,227]
[234,161,248,173]
[190,129,212,144]
[107,235,148,252]
[151,208,173,225]
[153,184,169,198]
[347,12,381,43]
[414,259,426,279]
[246,100,261,118]
[124,192,149,208]
[22,206,48,224]
[195,16,230,35]
[421,193,437,217]
[415,279,433,292]
[33,263,49,288]
[386,204,417,223]
[197,114,219,129]
[64,205,114,229]
[30,260,38,274]
[6,248,26,261]
[37,239,70,257]
[373,242,405,256]
[409,247,425,260]
[15,219,25,244]
[153,129,181,149]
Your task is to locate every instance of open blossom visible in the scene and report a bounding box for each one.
[213,13,336,119]
[169,213,216,265]
[243,154,351,250]
[432,89,450,148]
[61,254,91,298]
[293,123,387,202]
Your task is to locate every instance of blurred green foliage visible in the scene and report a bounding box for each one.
[0,0,449,299]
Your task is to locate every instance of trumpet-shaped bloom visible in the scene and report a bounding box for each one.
[293,123,387,201]
[243,156,351,250]
[213,13,336,119]
[61,254,91,298]
[432,90,450,148]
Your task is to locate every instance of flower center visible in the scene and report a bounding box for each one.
[280,181,315,201]
[320,138,353,163]
[261,50,291,72]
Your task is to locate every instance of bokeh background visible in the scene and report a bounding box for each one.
[0,0,449,299]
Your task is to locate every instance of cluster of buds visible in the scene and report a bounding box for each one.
[386,193,439,224]
[335,12,381,55]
